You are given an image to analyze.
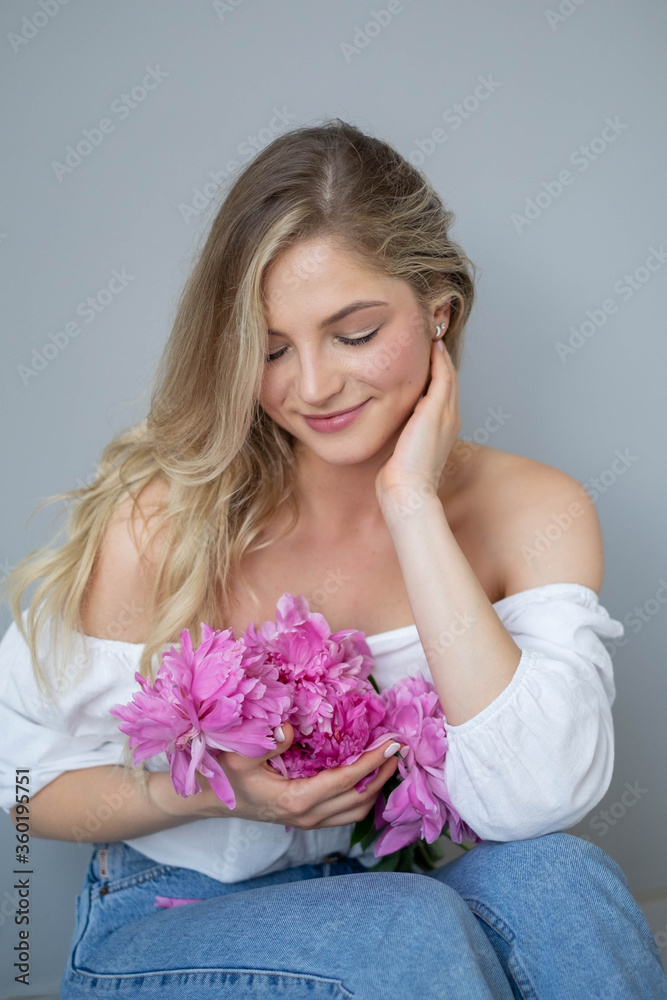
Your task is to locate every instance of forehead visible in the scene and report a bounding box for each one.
[262,238,414,322]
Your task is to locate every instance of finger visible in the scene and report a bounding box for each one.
[271,740,401,823]
[266,720,294,756]
[311,802,378,829]
[317,739,406,796]
[304,755,399,825]
[431,339,459,410]
[310,760,400,828]
[260,740,402,825]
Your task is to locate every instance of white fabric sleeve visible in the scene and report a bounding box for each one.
[442,584,624,841]
[0,615,146,814]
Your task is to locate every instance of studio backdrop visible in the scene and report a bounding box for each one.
[1,0,666,994]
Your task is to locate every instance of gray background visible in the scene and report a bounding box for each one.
[1,0,666,994]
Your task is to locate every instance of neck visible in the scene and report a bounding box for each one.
[291,436,463,542]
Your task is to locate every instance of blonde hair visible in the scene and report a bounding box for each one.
[2,118,478,789]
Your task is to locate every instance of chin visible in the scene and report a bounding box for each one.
[307,424,410,466]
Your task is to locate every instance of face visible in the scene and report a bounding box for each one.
[259,237,450,464]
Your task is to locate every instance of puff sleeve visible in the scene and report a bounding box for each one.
[442,583,624,841]
[0,613,163,814]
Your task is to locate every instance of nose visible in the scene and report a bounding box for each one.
[293,347,346,407]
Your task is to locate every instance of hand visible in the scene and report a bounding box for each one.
[375,338,461,508]
[193,723,405,830]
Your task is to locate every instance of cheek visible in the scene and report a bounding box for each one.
[258,370,283,414]
[357,336,426,390]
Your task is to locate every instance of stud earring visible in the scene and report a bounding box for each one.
[433,323,445,341]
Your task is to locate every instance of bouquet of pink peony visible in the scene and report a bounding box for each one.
[110,593,480,872]
[348,672,481,872]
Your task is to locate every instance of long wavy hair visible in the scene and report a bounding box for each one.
[2,117,477,790]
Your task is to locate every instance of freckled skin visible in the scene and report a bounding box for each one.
[259,237,444,471]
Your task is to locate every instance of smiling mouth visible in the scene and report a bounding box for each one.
[303,400,369,419]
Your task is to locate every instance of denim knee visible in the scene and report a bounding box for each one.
[360,871,501,969]
[487,831,630,893]
[363,870,478,922]
[440,832,634,912]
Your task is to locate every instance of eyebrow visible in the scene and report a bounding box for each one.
[267,300,389,337]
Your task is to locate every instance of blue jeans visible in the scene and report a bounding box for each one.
[59,832,667,999]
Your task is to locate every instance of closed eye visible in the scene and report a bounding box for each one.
[265,327,381,363]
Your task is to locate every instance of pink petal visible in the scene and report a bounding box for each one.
[374,819,422,856]
[154,896,203,908]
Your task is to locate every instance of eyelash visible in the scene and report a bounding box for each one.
[265,328,380,363]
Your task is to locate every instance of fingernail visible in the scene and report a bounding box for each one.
[274,726,285,742]
[437,340,444,353]
[383,742,401,758]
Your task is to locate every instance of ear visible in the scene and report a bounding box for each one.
[433,300,452,334]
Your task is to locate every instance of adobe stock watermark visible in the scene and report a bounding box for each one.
[17,267,135,385]
[179,107,298,224]
[0,556,15,582]
[602,578,667,660]
[0,887,22,929]
[15,599,146,719]
[212,0,247,20]
[306,568,351,614]
[408,74,502,167]
[580,447,638,504]
[555,245,667,362]
[545,0,588,31]
[340,0,417,63]
[70,774,137,842]
[511,116,629,233]
[8,0,74,54]
[210,825,263,875]
[386,406,511,524]
[577,780,648,840]
[456,406,511,452]
[421,608,477,661]
[520,499,587,566]
[655,924,667,953]
[521,448,638,565]
[81,598,143,644]
[62,460,102,508]
[51,65,169,182]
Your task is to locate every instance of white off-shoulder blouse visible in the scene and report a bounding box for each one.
[0,583,624,882]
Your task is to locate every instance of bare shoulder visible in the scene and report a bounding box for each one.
[467,445,604,598]
[79,476,172,642]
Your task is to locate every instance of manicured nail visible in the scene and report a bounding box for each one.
[437,340,444,353]
[274,726,285,742]
[384,742,401,758]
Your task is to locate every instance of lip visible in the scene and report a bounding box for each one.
[302,399,371,432]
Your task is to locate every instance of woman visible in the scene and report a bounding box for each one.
[1,119,665,999]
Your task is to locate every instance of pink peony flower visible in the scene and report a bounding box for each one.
[110,623,291,809]
[242,594,403,783]
[371,673,481,855]
[242,593,376,737]
[273,687,391,779]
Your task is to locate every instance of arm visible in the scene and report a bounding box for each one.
[9,765,218,843]
[441,585,622,840]
[5,480,182,842]
[381,486,522,726]
[381,460,603,726]
[382,457,619,840]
